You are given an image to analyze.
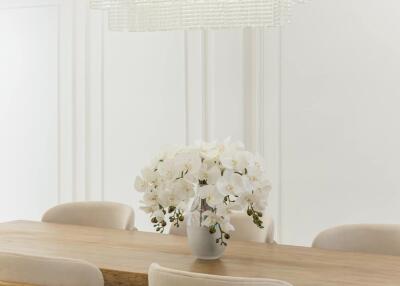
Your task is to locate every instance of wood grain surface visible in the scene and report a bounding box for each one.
[0,221,399,286]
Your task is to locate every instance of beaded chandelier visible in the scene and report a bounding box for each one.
[90,0,303,32]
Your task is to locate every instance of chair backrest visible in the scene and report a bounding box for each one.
[0,282,36,286]
[0,252,104,286]
[148,263,292,286]
[169,212,275,243]
[42,201,136,230]
[312,224,400,256]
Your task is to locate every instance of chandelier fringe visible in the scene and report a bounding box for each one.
[90,0,304,31]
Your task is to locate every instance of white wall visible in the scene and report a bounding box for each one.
[102,31,186,231]
[0,0,59,221]
[3,0,400,246]
[0,1,191,231]
[0,1,264,230]
[207,30,245,141]
[278,0,400,245]
[80,13,267,231]
[88,26,257,231]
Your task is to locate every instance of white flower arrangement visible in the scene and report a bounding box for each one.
[134,139,271,246]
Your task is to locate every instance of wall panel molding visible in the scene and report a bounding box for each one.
[58,0,105,203]
[185,31,206,144]
[0,0,60,220]
[185,28,282,241]
[183,31,189,145]
[201,30,211,141]
[243,28,261,153]
[255,29,266,156]
[74,0,88,202]
[263,29,283,241]
[86,10,106,201]
[57,1,284,232]
[0,0,65,207]
[242,27,283,242]
[58,0,75,203]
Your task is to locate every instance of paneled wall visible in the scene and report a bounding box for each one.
[101,31,187,230]
[81,18,270,231]
[0,0,61,221]
[61,2,278,231]
[3,0,400,246]
[0,1,271,231]
[279,0,400,245]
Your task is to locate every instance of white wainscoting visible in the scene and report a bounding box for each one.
[5,0,399,247]
[71,10,189,231]
[0,1,280,233]
[0,0,61,221]
[71,4,277,230]
[101,31,187,231]
[0,0,95,222]
[80,17,272,231]
[277,0,400,246]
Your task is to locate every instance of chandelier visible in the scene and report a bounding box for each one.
[90,0,303,32]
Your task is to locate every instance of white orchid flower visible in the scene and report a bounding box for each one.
[140,167,157,182]
[134,176,148,192]
[237,191,254,209]
[197,185,223,207]
[202,210,235,233]
[159,188,184,208]
[201,158,218,169]
[152,209,165,222]
[140,203,159,214]
[135,139,271,241]
[199,165,221,185]
[140,192,161,213]
[157,158,179,180]
[216,170,244,196]
[242,172,272,193]
[198,141,220,160]
[220,150,249,172]
[175,152,202,175]
[142,191,160,204]
[246,164,263,181]
[202,211,221,227]
[171,179,195,201]
[237,189,269,212]
[156,145,181,161]
[247,152,265,168]
[216,202,242,217]
[183,172,197,184]
[249,178,272,194]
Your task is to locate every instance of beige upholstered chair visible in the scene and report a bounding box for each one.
[169,212,275,243]
[0,252,104,286]
[42,201,136,231]
[148,263,292,286]
[312,224,400,256]
[0,282,32,286]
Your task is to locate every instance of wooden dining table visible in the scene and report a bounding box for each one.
[0,221,400,286]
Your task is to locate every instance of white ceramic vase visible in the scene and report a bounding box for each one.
[186,198,226,260]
